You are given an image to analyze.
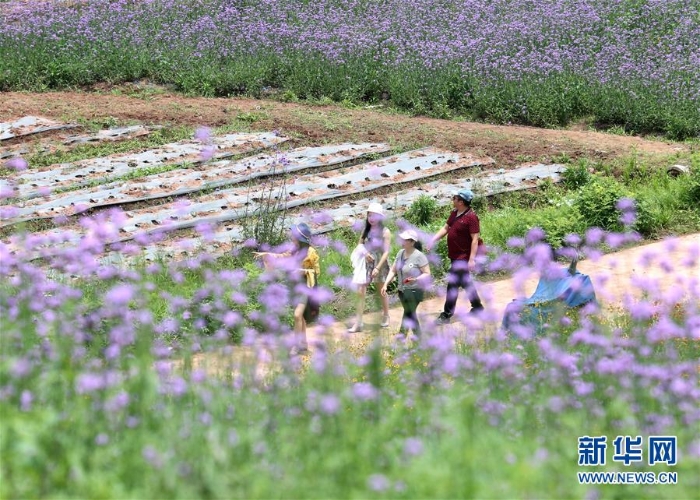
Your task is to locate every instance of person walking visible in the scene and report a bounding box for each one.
[348,202,391,332]
[254,222,320,352]
[381,230,431,336]
[427,188,484,324]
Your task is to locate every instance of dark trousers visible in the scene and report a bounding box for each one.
[443,259,482,317]
[398,288,424,335]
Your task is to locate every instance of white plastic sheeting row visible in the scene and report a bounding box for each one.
[0,125,157,160]
[1,132,289,201]
[0,116,77,141]
[7,162,562,264]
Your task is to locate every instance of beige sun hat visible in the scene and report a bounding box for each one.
[398,229,419,241]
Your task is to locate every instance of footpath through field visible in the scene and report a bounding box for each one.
[188,233,699,376]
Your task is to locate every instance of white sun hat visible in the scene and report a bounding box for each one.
[367,202,384,216]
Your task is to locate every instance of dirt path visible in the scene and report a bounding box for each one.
[187,233,699,376]
[312,234,700,342]
[0,90,687,166]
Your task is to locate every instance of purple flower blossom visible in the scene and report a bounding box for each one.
[0,185,17,199]
[160,376,188,397]
[6,157,28,171]
[20,390,32,411]
[228,430,240,446]
[533,447,549,463]
[605,232,626,249]
[194,127,212,142]
[105,391,130,412]
[76,372,105,394]
[585,228,606,246]
[563,234,582,247]
[309,211,333,225]
[525,227,546,244]
[687,439,700,459]
[105,284,135,306]
[506,237,525,248]
[222,311,242,328]
[200,145,216,162]
[10,358,31,378]
[619,211,636,226]
[352,382,378,401]
[0,206,20,219]
[585,488,602,500]
[548,396,565,413]
[367,474,390,492]
[628,300,655,321]
[616,198,636,212]
[319,394,341,415]
[403,437,424,457]
[142,446,163,468]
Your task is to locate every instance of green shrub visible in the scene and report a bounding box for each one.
[681,163,700,206]
[574,176,630,231]
[533,205,586,247]
[631,196,665,238]
[623,164,700,237]
[481,204,584,251]
[480,207,533,249]
[561,161,592,190]
[240,173,289,247]
[404,195,441,226]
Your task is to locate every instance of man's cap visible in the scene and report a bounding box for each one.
[453,189,474,203]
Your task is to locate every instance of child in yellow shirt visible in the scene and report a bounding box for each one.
[255,223,319,353]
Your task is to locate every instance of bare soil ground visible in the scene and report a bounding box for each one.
[0,90,689,166]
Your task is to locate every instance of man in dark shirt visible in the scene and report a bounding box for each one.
[427,188,484,323]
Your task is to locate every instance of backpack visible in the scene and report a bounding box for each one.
[303,284,320,324]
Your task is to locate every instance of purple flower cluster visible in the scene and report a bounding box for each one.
[1,0,698,134]
[4,0,697,89]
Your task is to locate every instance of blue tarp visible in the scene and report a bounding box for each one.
[502,269,597,334]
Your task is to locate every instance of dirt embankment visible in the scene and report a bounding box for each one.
[0,90,688,166]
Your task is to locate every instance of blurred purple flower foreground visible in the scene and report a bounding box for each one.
[0,207,698,497]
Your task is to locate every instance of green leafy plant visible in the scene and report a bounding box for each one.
[240,162,289,247]
[574,175,629,231]
[279,89,298,102]
[404,195,440,226]
[235,111,265,123]
[561,161,592,190]
[681,162,700,205]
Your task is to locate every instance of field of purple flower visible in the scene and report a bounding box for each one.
[1,0,699,138]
